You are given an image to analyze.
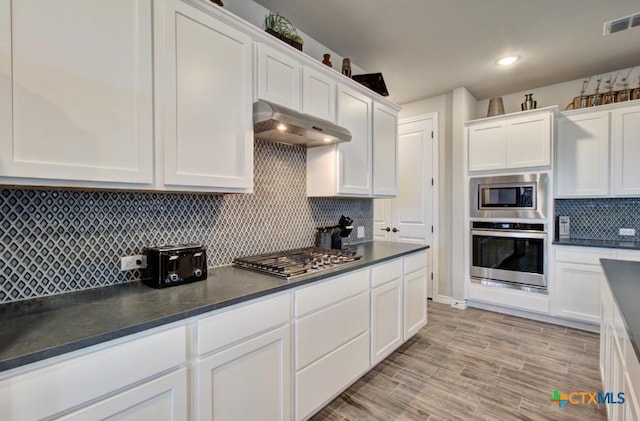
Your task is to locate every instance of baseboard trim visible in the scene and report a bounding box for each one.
[432,295,467,309]
[466,300,600,332]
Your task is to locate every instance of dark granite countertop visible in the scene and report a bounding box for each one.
[0,241,428,373]
[601,259,640,361]
[553,238,640,250]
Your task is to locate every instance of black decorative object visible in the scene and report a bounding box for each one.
[352,73,389,96]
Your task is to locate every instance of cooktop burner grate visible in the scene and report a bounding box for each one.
[233,247,362,279]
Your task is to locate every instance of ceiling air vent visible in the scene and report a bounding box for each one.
[603,12,640,35]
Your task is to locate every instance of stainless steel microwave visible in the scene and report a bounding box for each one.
[470,173,548,219]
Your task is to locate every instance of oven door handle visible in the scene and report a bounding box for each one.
[471,229,547,240]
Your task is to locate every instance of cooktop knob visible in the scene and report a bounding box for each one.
[168,273,179,282]
[194,268,203,277]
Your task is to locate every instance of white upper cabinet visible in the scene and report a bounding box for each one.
[556,102,640,198]
[556,111,610,197]
[307,83,399,197]
[467,122,507,171]
[257,43,301,111]
[156,0,253,191]
[612,106,640,196]
[306,84,372,196]
[372,101,398,196]
[467,108,553,173]
[336,85,373,195]
[302,66,336,122]
[506,113,551,169]
[0,0,154,187]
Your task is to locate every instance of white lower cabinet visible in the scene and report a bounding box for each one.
[403,251,428,339]
[196,293,291,421]
[554,262,604,324]
[370,259,403,365]
[197,325,291,421]
[553,246,615,323]
[294,269,370,421]
[0,326,187,421]
[553,247,640,324]
[58,369,188,421]
[600,277,640,420]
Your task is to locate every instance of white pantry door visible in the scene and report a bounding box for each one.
[374,115,437,298]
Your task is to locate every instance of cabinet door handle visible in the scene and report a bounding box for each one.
[380,227,391,232]
[392,228,399,233]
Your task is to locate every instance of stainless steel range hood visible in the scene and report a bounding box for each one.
[253,100,351,147]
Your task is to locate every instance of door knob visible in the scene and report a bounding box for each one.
[392,228,399,233]
[380,227,391,232]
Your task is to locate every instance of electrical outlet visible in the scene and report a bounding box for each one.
[619,228,636,236]
[357,226,365,238]
[120,255,147,271]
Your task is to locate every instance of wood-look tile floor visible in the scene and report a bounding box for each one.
[311,301,607,421]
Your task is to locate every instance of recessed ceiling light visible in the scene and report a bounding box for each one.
[496,55,520,66]
[277,123,287,131]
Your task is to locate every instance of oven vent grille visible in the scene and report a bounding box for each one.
[603,12,640,35]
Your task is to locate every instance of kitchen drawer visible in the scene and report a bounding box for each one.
[295,291,369,369]
[371,258,402,288]
[197,293,290,355]
[0,325,186,421]
[295,268,369,317]
[404,250,427,274]
[554,246,615,265]
[295,331,370,421]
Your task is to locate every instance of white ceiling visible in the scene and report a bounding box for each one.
[252,0,640,104]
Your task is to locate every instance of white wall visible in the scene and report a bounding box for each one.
[451,88,476,302]
[474,66,639,119]
[399,94,452,298]
[224,0,366,74]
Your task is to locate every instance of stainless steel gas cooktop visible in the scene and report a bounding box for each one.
[233,247,362,279]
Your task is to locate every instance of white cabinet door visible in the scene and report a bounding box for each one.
[302,66,336,122]
[336,84,373,196]
[197,325,291,421]
[467,122,506,172]
[506,113,551,168]
[372,101,398,197]
[403,268,427,339]
[371,278,403,365]
[156,0,253,191]
[554,262,602,324]
[556,112,610,197]
[58,369,188,421]
[0,0,153,185]
[612,106,640,196]
[258,43,301,111]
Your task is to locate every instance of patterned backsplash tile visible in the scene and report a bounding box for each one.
[555,198,640,240]
[0,139,373,303]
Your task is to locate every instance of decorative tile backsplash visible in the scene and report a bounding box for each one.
[0,139,372,303]
[555,198,640,240]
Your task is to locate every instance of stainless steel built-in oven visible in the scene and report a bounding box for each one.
[470,221,547,291]
[470,173,548,219]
